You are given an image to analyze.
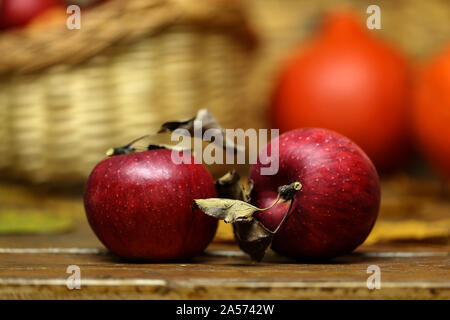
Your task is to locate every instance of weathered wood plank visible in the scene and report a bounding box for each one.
[0,207,448,299]
[0,242,448,299]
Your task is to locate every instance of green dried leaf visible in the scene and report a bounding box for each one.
[0,209,74,235]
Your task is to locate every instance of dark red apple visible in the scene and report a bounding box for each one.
[84,148,218,261]
[250,128,380,259]
[0,0,61,29]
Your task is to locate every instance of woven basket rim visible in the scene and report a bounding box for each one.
[0,0,257,75]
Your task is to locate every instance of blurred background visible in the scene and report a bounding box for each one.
[0,0,449,246]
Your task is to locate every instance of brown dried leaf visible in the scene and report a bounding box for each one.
[106,135,151,156]
[157,117,197,134]
[147,144,191,153]
[194,198,259,224]
[107,142,191,157]
[158,109,221,134]
[215,170,245,200]
[244,179,254,202]
[364,219,450,245]
[158,109,244,153]
[215,170,253,203]
[196,180,301,262]
[233,220,274,262]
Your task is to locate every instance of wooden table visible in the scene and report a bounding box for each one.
[0,221,448,300]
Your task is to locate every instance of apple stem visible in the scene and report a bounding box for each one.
[279,181,302,201]
[258,181,302,212]
[273,199,296,234]
[258,195,283,211]
[256,181,302,234]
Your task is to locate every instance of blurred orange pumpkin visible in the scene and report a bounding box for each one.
[27,5,66,29]
[412,45,450,179]
[271,11,412,172]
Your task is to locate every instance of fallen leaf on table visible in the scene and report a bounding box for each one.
[0,209,74,235]
[364,219,450,245]
[216,219,450,245]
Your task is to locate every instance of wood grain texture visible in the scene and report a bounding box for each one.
[0,196,448,300]
[0,240,448,299]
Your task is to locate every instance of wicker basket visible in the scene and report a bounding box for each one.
[0,0,257,185]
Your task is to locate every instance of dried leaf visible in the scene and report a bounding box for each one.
[147,144,191,153]
[216,170,240,187]
[215,170,245,200]
[244,180,254,203]
[158,109,244,154]
[106,145,136,156]
[0,209,74,235]
[233,220,274,262]
[233,192,297,262]
[107,142,192,157]
[212,172,271,260]
[106,135,150,156]
[215,170,253,203]
[194,198,260,224]
[197,181,301,262]
[157,117,196,133]
[158,109,221,134]
[108,109,244,158]
[364,219,450,245]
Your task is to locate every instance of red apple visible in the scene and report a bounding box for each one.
[84,148,218,261]
[250,128,380,259]
[0,0,61,29]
